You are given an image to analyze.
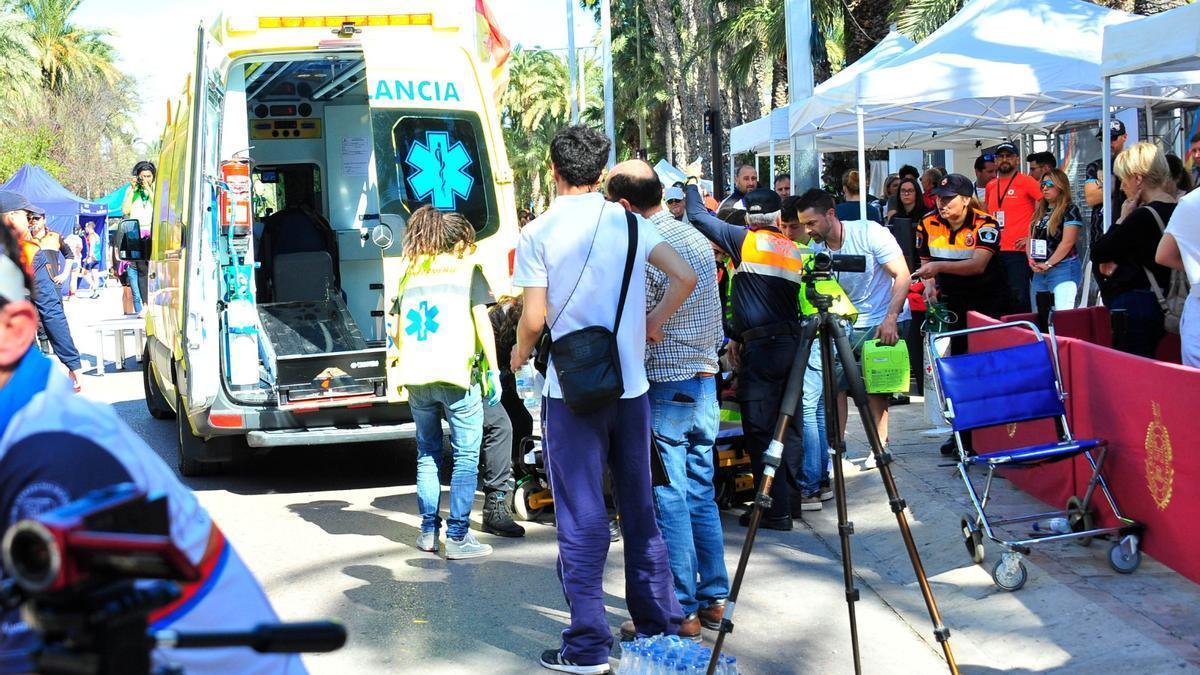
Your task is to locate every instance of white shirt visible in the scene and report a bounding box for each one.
[1165,189,1200,368]
[812,219,912,328]
[514,193,665,399]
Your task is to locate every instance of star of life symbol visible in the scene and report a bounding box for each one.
[404,131,475,210]
[406,301,440,341]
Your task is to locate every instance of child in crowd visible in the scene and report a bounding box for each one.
[395,205,501,560]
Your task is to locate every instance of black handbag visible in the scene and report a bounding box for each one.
[546,209,638,414]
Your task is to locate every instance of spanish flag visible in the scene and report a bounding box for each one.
[476,0,512,107]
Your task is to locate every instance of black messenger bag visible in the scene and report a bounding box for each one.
[549,210,638,414]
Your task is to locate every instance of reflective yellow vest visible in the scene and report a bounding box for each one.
[395,254,479,390]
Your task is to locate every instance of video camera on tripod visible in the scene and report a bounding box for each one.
[0,483,346,675]
[799,251,864,321]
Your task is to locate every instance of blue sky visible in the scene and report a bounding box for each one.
[73,0,599,141]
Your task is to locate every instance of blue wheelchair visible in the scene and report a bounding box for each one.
[928,320,1143,591]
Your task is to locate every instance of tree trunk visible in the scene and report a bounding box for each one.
[772,54,789,110]
[1132,0,1186,14]
[641,0,712,173]
[844,0,891,64]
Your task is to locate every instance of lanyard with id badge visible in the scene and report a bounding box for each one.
[1029,213,1051,262]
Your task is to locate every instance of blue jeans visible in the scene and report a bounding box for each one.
[126,264,143,313]
[408,383,483,540]
[649,377,729,615]
[800,343,828,495]
[1030,256,1081,311]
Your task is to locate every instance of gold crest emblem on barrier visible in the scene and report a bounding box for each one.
[1006,423,1018,438]
[1145,401,1174,511]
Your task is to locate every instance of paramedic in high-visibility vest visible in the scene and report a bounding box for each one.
[0,225,304,674]
[393,205,501,561]
[683,181,812,532]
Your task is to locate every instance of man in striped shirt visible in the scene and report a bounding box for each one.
[606,160,728,642]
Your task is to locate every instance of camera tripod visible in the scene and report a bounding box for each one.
[707,279,959,675]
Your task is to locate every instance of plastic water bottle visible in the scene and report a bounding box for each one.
[514,362,540,411]
[1032,517,1072,534]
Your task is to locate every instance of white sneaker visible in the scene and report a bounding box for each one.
[415,531,438,553]
[862,452,878,470]
[445,532,492,560]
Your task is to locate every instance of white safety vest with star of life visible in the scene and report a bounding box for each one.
[395,254,480,390]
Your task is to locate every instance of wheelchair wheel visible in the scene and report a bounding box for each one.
[513,478,545,522]
[1065,496,1094,547]
[960,515,985,565]
[1108,539,1141,574]
[715,474,733,509]
[991,553,1028,592]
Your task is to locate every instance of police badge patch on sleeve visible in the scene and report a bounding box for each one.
[977,227,1000,245]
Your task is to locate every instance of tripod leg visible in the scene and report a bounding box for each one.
[707,321,818,675]
[819,324,862,675]
[826,318,960,675]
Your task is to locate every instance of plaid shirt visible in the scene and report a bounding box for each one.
[644,210,723,382]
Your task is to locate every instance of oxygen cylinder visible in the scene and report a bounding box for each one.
[225,298,260,387]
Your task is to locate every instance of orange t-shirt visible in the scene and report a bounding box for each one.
[985,172,1042,252]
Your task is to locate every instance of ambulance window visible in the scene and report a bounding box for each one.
[372,111,496,238]
[252,165,323,220]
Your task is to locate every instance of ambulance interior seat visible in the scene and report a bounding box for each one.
[255,168,340,302]
[271,251,335,303]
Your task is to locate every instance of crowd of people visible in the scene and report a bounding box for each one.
[0,115,1193,674]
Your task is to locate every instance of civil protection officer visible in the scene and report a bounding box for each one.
[683,180,808,531]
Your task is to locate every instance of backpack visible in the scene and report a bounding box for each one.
[1141,206,1189,334]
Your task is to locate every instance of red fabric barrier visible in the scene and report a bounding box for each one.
[965,313,1079,508]
[1001,306,1112,346]
[1065,340,1200,583]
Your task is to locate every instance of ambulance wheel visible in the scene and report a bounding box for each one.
[143,348,174,420]
[175,391,230,478]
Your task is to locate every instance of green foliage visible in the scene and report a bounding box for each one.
[891,0,966,42]
[0,125,62,183]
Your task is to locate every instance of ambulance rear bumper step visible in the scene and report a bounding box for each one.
[247,422,430,448]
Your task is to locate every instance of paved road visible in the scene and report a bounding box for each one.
[64,289,1200,674]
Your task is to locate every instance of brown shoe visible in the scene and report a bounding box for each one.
[698,600,726,631]
[619,614,702,642]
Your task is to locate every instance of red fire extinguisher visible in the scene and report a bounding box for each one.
[218,158,253,236]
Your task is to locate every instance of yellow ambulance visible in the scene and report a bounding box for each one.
[125,2,519,475]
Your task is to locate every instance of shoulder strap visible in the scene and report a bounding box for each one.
[613,211,639,334]
[547,203,607,335]
[1137,206,1170,307]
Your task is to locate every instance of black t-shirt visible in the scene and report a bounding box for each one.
[470,267,494,307]
[1086,158,1123,235]
[1030,204,1083,261]
[1091,201,1174,302]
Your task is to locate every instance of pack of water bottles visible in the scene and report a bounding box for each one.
[617,635,738,674]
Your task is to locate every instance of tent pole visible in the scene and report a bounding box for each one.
[1102,80,1112,234]
[857,107,867,221]
[1144,103,1154,145]
[770,143,776,189]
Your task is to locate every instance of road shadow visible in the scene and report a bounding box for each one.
[288,499,421,548]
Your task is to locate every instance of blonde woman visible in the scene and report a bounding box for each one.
[1027,169,1083,311]
[1093,142,1177,358]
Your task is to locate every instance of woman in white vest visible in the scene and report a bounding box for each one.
[396,206,502,559]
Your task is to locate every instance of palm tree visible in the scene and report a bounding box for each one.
[21,0,120,91]
[0,12,40,108]
[894,0,1189,41]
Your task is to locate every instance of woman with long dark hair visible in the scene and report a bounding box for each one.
[1027,169,1083,311]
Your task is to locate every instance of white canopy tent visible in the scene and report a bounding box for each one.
[1100,2,1200,233]
[788,0,1200,222]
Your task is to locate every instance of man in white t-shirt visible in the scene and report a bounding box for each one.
[795,188,912,467]
[1157,188,1200,368]
[510,126,695,675]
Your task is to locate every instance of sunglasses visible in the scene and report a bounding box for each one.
[1041,181,1055,189]
[666,199,682,205]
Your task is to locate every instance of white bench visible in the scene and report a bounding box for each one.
[91,317,147,377]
